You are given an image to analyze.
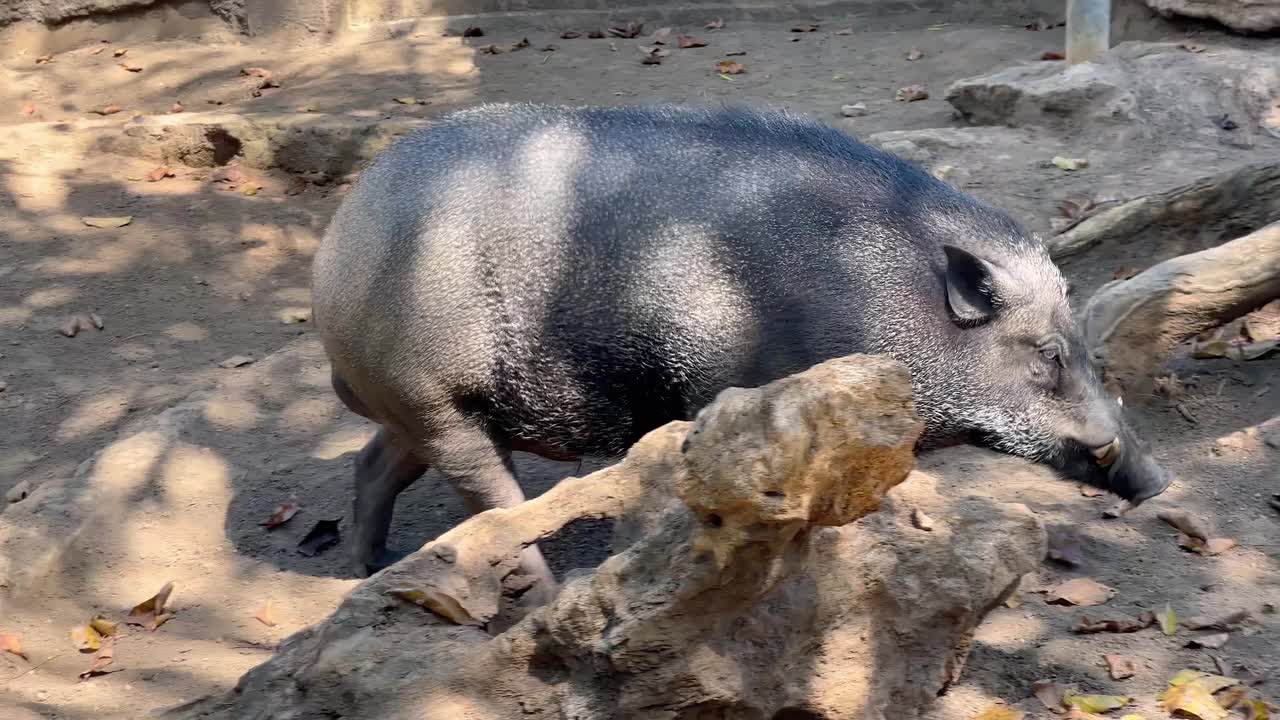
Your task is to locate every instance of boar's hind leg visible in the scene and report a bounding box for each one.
[352,427,428,577]
[426,413,559,604]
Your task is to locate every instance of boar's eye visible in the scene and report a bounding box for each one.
[1038,345,1061,365]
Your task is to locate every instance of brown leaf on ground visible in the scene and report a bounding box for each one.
[127,581,175,631]
[1179,536,1236,556]
[261,503,302,529]
[896,84,929,102]
[71,624,103,652]
[717,60,745,75]
[1073,611,1156,634]
[1216,685,1249,709]
[906,47,923,60]
[973,705,1024,720]
[705,17,725,30]
[1046,578,1114,606]
[1161,676,1230,720]
[89,45,106,55]
[89,616,119,637]
[79,645,116,680]
[1,632,28,660]
[35,54,54,64]
[91,104,123,116]
[609,21,643,38]
[911,507,935,531]
[1243,300,1280,344]
[113,48,128,57]
[790,23,819,32]
[1032,679,1068,711]
[462,26,484,37]
[678,35,708,48]
[169,101,184,113]
[1184,609,1251,631]
[1157,511,1211,541]
[145,166,175,182]
[1004,592,1023,609]
[641,47,669,65]
[119,61,144,72]
[1185,633,1230,650]
[82,216,133,228]
[1106,655,1138,680]
[1041,50,1066,60]
[211,166,248,185]
[651,27,672,44]
[254,602,277,627]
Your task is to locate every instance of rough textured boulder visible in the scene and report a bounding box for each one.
[165,355,1046,720]
[946,42,1280,147]
[1143,0,1280,32]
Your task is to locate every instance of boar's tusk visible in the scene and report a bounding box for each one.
[1092,438,1121,467]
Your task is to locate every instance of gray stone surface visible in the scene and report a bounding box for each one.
[1143,0,1280,31]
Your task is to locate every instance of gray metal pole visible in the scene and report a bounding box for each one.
[1066,0,1111,65]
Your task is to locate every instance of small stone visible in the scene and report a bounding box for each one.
[219,355,255,369]
[6,479,32,504]
[840,102,869,117]
[59,315,81,338]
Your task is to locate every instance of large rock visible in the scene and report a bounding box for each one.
[1143,0,1280,32]
[166,355,1046,720]
[946,41,1280,147]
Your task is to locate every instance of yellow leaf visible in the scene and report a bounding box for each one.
[1064,692,1133,713]
[1165,670,1239,694]
[387,587,479,626]
[1161,680,1229,720]
[973,704,1024,720]
[1052,156,1089,171]
[71,624,103,652]
[1159,604,1178,635]
[89,616,118,637]
[0,632,28,660]
[1244,699,1271,720]
[1120,715,1146,720]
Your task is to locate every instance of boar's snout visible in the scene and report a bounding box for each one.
[1056,415,1171,505]
[1105,432,1172,505]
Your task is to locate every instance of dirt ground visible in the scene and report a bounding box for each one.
[0,10,1277,720]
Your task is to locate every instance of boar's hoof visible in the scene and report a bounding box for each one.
[357,547,411,578]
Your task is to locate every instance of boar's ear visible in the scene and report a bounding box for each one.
[942,244,1002,326]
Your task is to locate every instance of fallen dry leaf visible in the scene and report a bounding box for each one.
[211,166,248,185]
[790,23,819,32]
[1184,609,1251,631]
[896,84,928,102]
[906,47,923,60]
[169,101,184,113]
[1179,41,1206,53]
[1053,156,1088,171]
[1179,536,1236,556]
[1041,50,1066,60]
[82,215,133,228]
[89,616,118,637]
[1,632,28,660]
[388,587,479,626]
[1004,592,1023,609]
[1159,604,1179,635]
[35,54,54,64]
[1244,699,1272,720]
[609,20,643,38]
[59,315,81,338]
[1217,686,1249,710]
[911,507,935,531]
[705,17,725,30]
[71,623,103,652]
[1157,511,1210,541]
[512,37,530,50]
[79,644,116,681]
[89,45,106,55]
[717,60,745,75]
[219,354,255,368]
[87,312,103,330]
[91,104,123,116]
[1046,578,1114,607]
[678,35,708,48]
[261,503,302,529]
[462,26,484,37]
[972,705,1024,720]
[113,47,128,57]
[20,101,36,116]
[1106,655,1138,680]
[1168,669,1239,693]
[1186,633,1230,650]
[297,519,341,557]
[119,61,143,72]
[1073,611,1156,634]
[587,29,606,39]
[1065,693,1133,714]
[641,47,668,65]
[1032,680,1068,711]
[1161,678,1230,720]
[560,30,581,39]
[127,581,175,631]
[835,27,853,35]
[651,27,672,44]
[145,166,175,182]
[1243,300,1280,343]
[254,602,277,627]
